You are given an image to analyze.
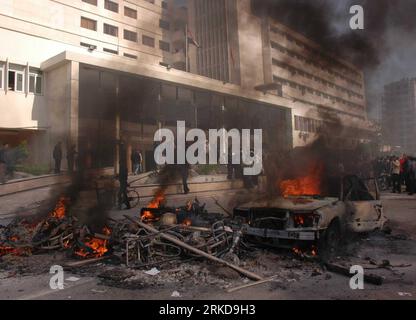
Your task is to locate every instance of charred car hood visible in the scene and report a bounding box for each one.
[238,197,339,212]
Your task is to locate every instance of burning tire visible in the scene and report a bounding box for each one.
[318,219,342,259]
[127,189,140,208]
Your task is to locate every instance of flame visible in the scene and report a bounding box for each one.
[279,164,323,197]
[0,234,31,257]
[141,190,165,221]
[50,197,69,219]
[75,227,112,258]
[0,245,31,257]
[292,245,318,257]
[182,218,192,226]
[294,215,305,226]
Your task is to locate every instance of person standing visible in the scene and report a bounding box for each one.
[180,162,190,194]
[137,149,143,174]
[408,157,416,196]
[399,154,408,192]
[130,149,139,175]
[0,143,7,184]
[391,157,401,193]
[67,144,77,173]
[118,141,131,210]
[53,142,63,174]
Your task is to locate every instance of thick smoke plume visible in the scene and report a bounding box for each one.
[252,0,416,118]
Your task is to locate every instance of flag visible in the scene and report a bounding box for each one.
[187,29,201,48]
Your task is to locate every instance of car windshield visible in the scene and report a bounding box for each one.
[343,175,375,201]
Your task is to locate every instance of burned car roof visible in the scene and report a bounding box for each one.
[237,197,339,211]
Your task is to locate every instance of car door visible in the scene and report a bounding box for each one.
[343,176,386,233]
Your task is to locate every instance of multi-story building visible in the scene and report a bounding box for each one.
[0,0,180,165]
[188,0,370,148]
[382,78,416,154]
[0,0,373,173]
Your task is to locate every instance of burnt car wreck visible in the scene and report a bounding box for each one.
[234,175,387,254]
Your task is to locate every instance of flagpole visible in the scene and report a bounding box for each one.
[185,23,189,72]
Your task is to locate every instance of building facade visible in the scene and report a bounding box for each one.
[382,78,416,155]
[0,0,180,165]
[187,0,369,149]
[0,0,373,174]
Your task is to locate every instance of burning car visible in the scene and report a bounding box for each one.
[233,175,387,254]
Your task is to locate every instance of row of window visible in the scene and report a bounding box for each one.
[270,25,362,81]
[272,58,364,100]
[0,63,42,94]
[273,75,364,110]
[83,0,168,17]
[270,40,363,90]
[294,115,323,133]
[81,17,171,51]
[83,0,168,11]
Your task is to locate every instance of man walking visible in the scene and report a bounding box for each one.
[53,142,63,174]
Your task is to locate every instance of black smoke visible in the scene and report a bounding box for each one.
[251,0,416,119]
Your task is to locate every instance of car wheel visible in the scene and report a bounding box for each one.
[319,219,342,259]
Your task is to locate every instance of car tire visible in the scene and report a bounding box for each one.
[319,219,342,260]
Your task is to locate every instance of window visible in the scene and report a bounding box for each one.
[103,48,118,55]
[104,23,118,37]
[159,19,170,30]
[159,40,170,52]
[124,6,137,19]
[8,65,25,92]
[81,17,97,31]
[29,68,42,95]
[124,53,137,60]
[82,0,97,5]
[161,1,168,9]
[104,0,119,13]
[142,35,155,47]
[80,42,97,50]
[124,29,137,42]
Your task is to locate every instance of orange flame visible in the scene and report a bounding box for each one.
[75,226,112,258]
[279,164,323,197]
[182,218,192,227]
[142,190,165,221]
[50,197,69,219]
[292,245,318,257]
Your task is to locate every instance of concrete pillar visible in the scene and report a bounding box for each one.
[68,61,79,152]
[45,61,79,172]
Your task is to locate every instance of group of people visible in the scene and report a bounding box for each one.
[52,142,78,174]
[374,154,416,195]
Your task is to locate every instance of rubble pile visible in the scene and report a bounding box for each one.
[1,191,413,293]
